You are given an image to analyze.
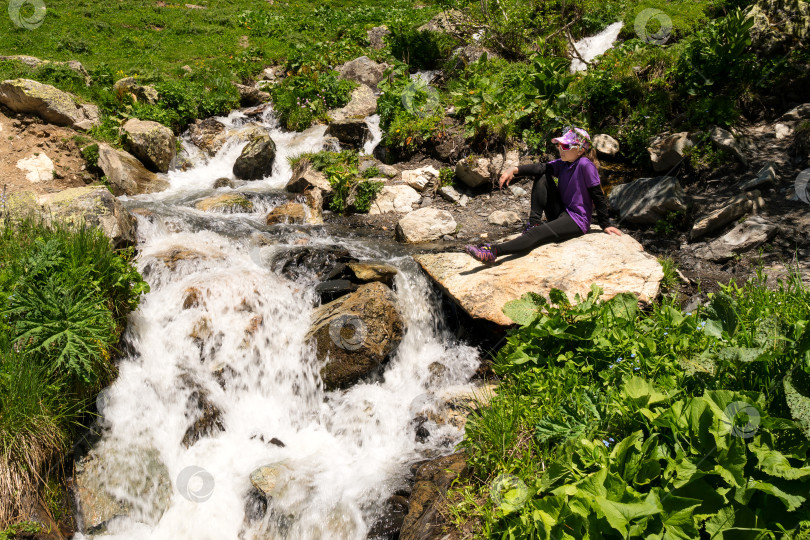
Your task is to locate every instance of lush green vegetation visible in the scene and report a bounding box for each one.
[0,218,147,527]
[451,272,810,537]
[289,150,383,214]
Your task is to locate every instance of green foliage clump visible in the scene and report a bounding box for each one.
[80,143,100,171]
[387,23,456,70]
[456,272,810,538]
[287,151,382,214]
[378,65,444,154]
[0,218,148,526]
[130,78,240,133]
[269,70,354,131]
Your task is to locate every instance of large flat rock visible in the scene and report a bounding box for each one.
[415,232,663,326]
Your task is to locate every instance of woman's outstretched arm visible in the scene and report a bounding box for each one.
[588,185,622,236]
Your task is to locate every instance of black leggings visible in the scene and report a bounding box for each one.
[493,175,583,256]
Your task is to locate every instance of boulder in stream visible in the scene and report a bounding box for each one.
[188,117,228,156]
[74,446,172,532]
[195,193,254,213]
[415,231,663,326]
[36,187,137,248]
[233,132,277,180]
[97,143,170,196]
[325,119,370,149]
[121,118,176,173]
[307,281,404,390]
[400,452,467,540]
[286,158,333,196]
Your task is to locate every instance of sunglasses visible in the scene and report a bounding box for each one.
[557,142,581,151]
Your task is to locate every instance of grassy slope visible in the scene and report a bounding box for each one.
[0,0,434,83]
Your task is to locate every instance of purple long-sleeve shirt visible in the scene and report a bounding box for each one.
[517,157,610,233]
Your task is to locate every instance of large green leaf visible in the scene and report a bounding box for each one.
[746,479,806,512]
[750,442,810,481]
[591,493,660,535]
[502,292,547,326]
[621,377,672,410]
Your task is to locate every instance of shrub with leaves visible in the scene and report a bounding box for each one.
[456,272,810,538]
[269,70,354,131]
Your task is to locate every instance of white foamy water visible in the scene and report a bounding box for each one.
[74,106,480,539]
[570,21,624,72]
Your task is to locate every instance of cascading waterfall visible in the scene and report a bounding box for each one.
[569,22,624,72]
[74,107,480,539]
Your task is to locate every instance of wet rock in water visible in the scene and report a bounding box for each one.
[113,77,159,105]
[0,78,100,130]
[97,143,170,196]
[37,187,137,248]
[181,387,225,448]
[487,210,521,226]
[286,158,332,196]
[335,56,388,89]
[233,133,277,180]
[647,132,698,173]
[396,207,457,243]
[423,384,498,430]
[347,262,398,286]
[74,446,172,532]
[121,118,176,173]
[415,231,663,326]
[188,117,227,156]
[329,84,377,122]
[315,279,359,302]
[266,201,321,226]
[369,185,421,215]
[307,282,404,390]
[690,191,758,240]
[195,193,254,213]
[213,177,234,189]
[608,176,688,224]
[692,216,778,262]
[147,247,225,273]
[367,495,409,540]
[325,119,370,149]
[593,133,620,156]
[400,453,467,540]
[249,462,294,504]
[269,246,351,282]
[182,287,203,309]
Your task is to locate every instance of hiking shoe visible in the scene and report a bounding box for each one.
[464,244,497,264]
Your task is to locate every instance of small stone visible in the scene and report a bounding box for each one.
[458,195,469,207]
[508,185,527,197]
[488,210,521,226]
[593,134,620,156]
[775,123,794,139]
[438,186,462,203]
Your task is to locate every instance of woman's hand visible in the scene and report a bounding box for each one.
[603,226,623,236]
[498,167,519,189]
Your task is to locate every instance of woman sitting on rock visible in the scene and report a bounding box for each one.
[464,127,622,264]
